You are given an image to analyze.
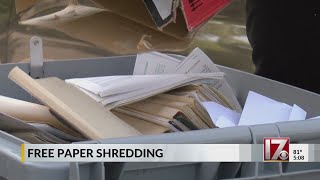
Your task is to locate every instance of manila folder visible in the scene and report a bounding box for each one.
[8,67,140,140]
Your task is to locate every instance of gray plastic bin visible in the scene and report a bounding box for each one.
[0,55,320,180]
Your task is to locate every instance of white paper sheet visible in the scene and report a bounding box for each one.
[175,48,242,112]
[288,104,307,121]
[175,47,220,74]
[215,117,237,128]
[133,52,180,75]
[152,0,173,20]
[66,73,225,109]
[309,116,320,120]
[202,101,240,127]
[238,91,293,126]
[134,48,220,75]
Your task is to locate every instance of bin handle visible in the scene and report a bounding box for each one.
[29,36,44,79]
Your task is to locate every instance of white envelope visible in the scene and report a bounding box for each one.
[239,91,293,126]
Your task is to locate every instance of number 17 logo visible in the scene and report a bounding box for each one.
[264,137,290,161]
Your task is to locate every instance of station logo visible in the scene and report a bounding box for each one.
[264,137,290,161]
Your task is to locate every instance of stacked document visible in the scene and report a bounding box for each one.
[65,73,237,133]
[133,47,242,112]
[5,48,242,142]
[65,73,226,109]
[113,88,216,132]
[63,48,241,135]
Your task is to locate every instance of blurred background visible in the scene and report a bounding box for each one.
[0,0,254,73]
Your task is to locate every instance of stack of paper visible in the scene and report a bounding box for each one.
[63,48,242,135]
[65,72,226,109]
[5,48,243,142]
[133,48,242,112]
[65,73,237,133]
[113,90,216,132]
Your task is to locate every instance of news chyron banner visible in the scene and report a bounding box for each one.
[21,138,317,162]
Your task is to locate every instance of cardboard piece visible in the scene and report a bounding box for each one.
[92,0,190,39]
[8,67,141,140]
[16,0,231,54]
[15,0,69,20]
[17,0,191,53]
[52,12,191,54]
[15,0,38,14]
